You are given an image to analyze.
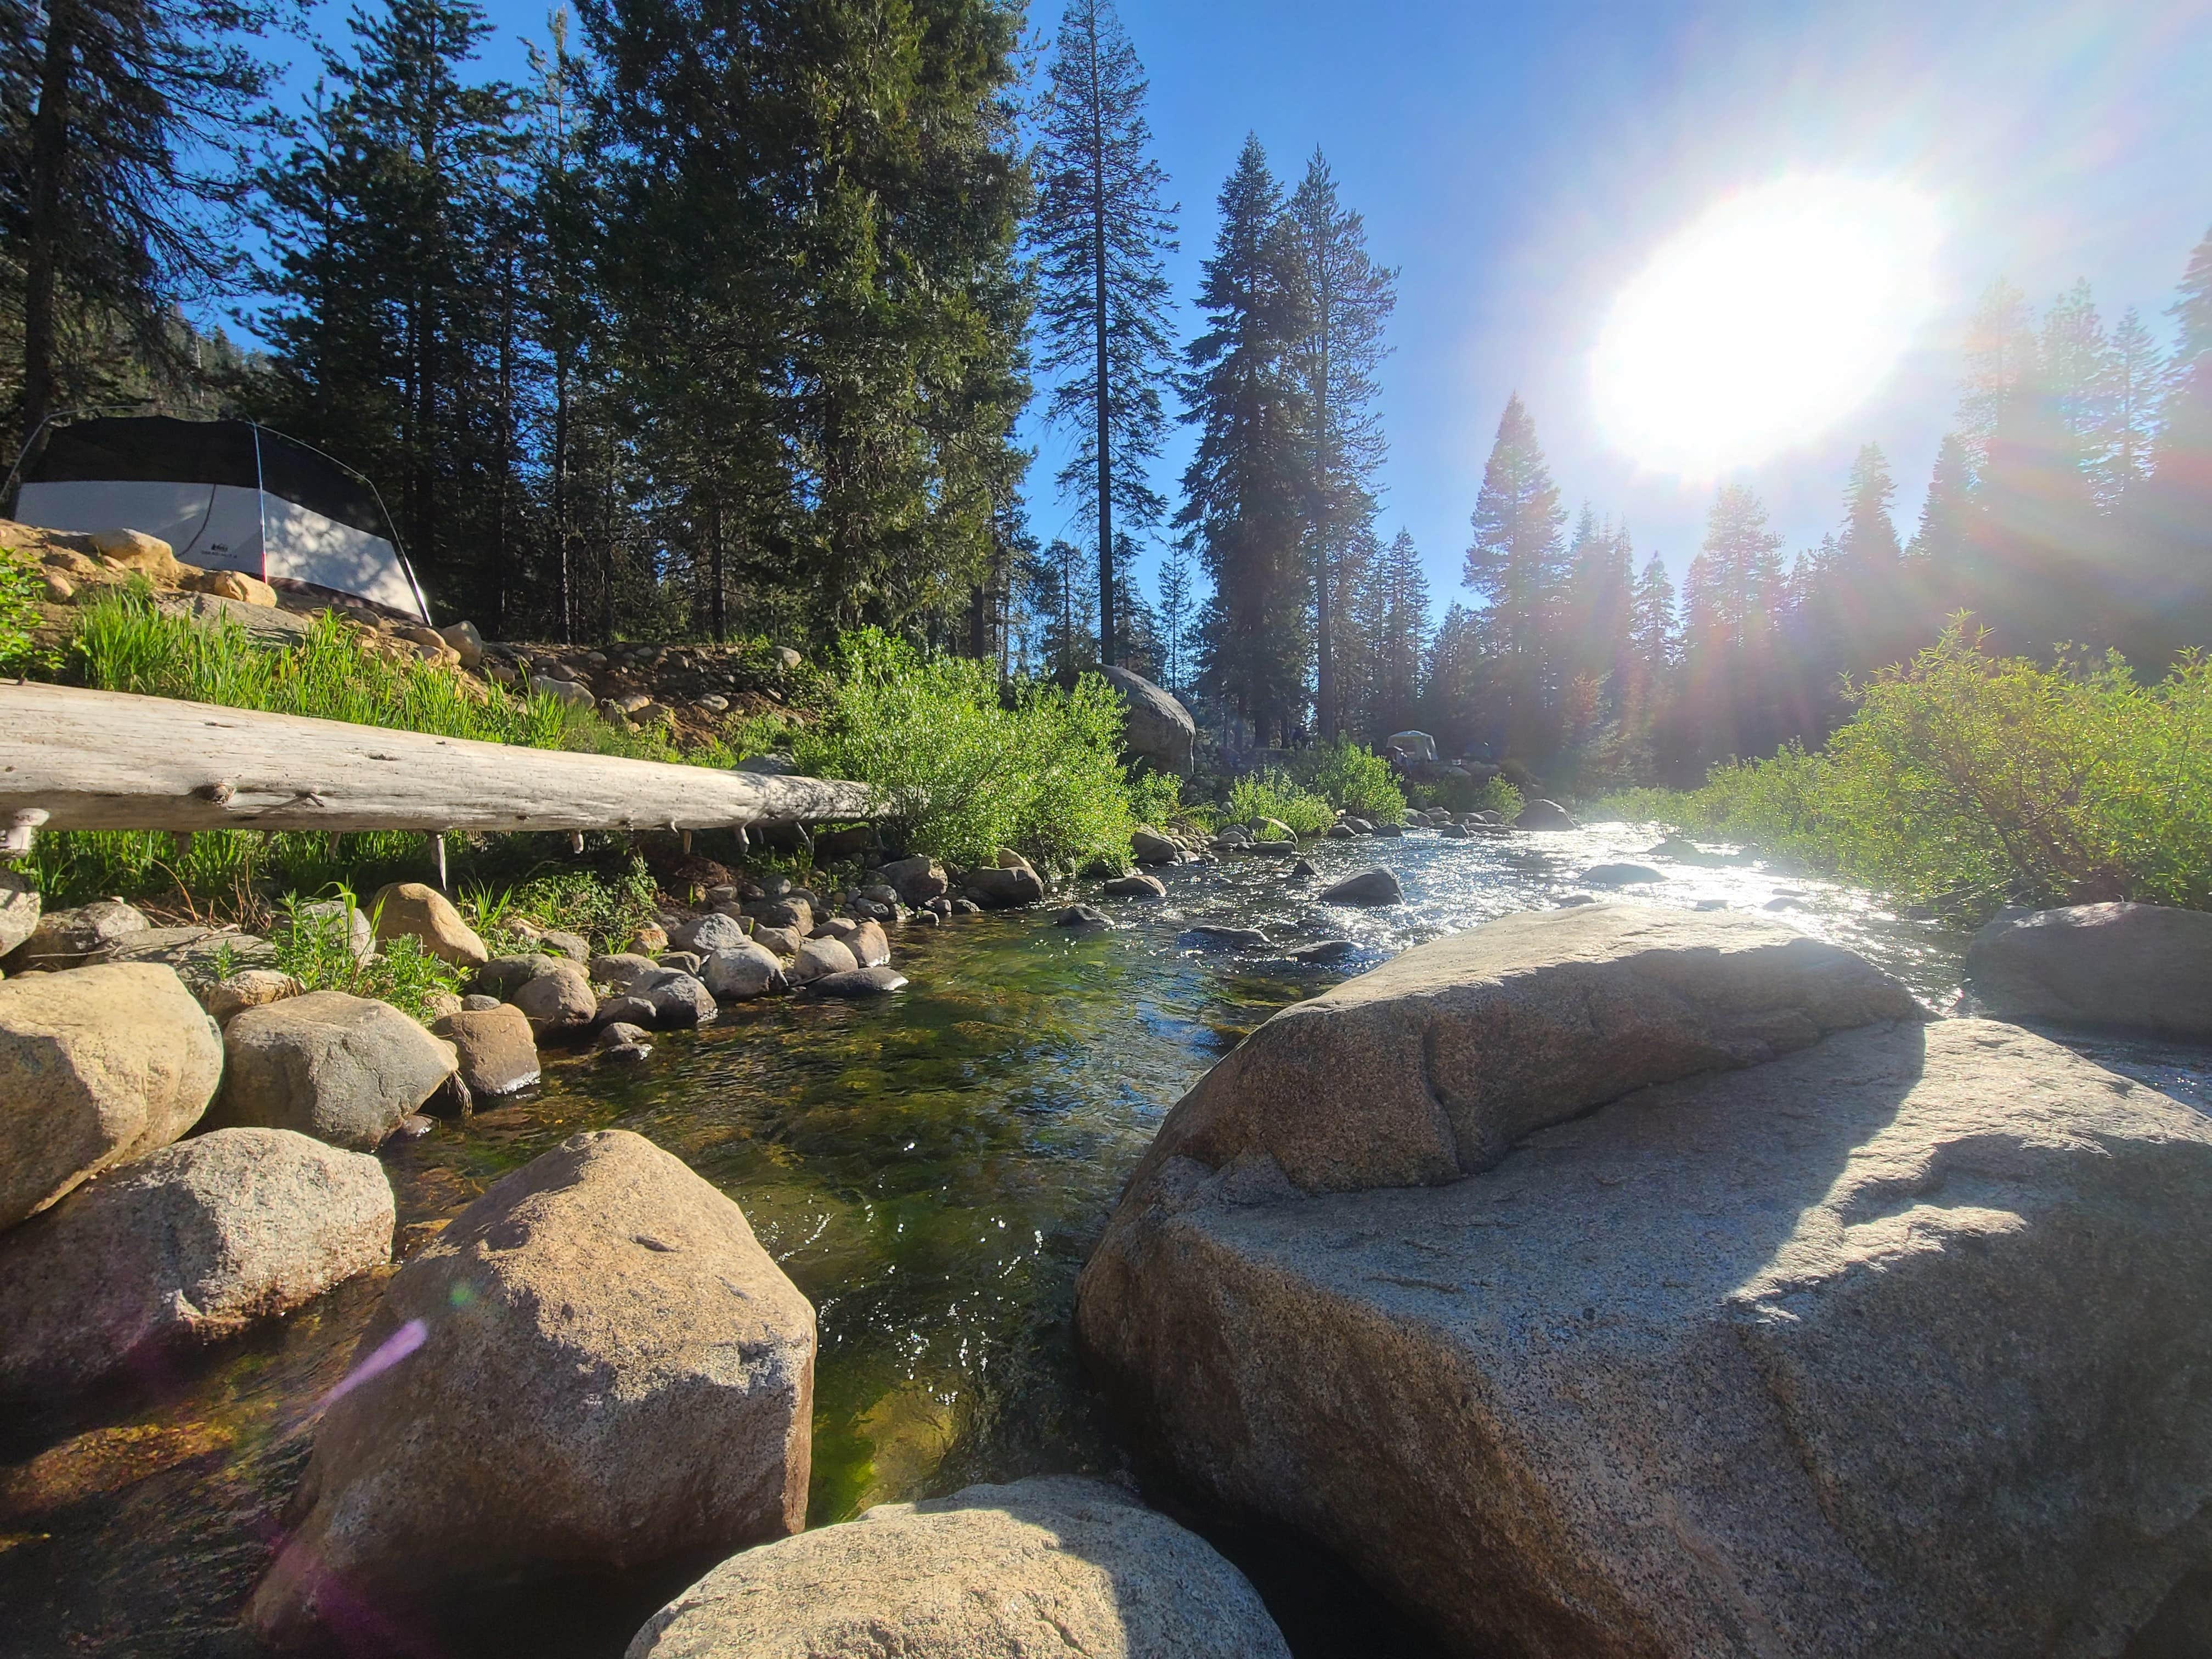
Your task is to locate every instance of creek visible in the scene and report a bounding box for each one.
[0,823,2005,1655]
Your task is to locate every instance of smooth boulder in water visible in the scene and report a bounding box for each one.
[1076,908,2212,1659]
[806,967,907,998]
[248,1130,815,1649]
[1103,872,1168,899]
[1963,901,2212,1040]
[0,1128,392,1397]
[626,1476,1288,1659]
[1581,862,1663,887]
[1514,797,1577,830]
[1318,868,1404,906]
[1057,904,1110,928]
[1181,924,1270,951]
[431,1005,540,1097]
[704,941,788,1001]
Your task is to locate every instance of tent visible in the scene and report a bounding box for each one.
[5,415,431,624]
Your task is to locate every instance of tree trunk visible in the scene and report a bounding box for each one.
[21,0,73,445]
[708,492,727,643]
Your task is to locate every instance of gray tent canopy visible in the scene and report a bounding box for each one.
[6,415,431,624]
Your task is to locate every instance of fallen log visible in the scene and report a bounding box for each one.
[0,682,878,834]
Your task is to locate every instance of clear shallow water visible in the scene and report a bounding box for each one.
[0,827,2062,1656]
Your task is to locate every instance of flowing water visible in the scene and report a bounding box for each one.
[0,824,2112,1656]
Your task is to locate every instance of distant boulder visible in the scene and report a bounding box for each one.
[1096,665,1196,777]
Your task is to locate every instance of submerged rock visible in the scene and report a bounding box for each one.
[1181,924,1270,950]
[0,963,224,1232]
[1077,1015,2212,1659]
[212,991,458,1150]
[0,1128,392,1397]
[1963,901,2212,1039]
[627,1476,1288,1659]
[249,1130,815,1649]
[806,967,908,998]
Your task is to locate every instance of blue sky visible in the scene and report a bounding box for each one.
[258,0,2212,610]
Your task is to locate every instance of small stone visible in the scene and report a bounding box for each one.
[624,924,670,958]
[669,912,751,955]
[595,1022,652,1051]
[461,993,502,1012]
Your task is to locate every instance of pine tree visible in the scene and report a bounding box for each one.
[1031,0,1177,666]
[2100,305,2163,524]
[1286,149,1395,740]
[1176,134,1306,746]
[1625,552,1675,715]
[3,0,286,449]
[2143,226,2212,662]
[1462,393,1566,754]
[1154,544,1197,692]
[1911,432,1975,594]
[1369,528,1430,738]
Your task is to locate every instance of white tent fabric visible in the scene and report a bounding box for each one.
[8,417,430,623]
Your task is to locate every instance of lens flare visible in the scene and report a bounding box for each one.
[1591,176,1943,477]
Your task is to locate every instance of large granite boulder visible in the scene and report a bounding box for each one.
[369,881,489,968]
[0,962,224,1232]
[627,1476,1289,1659]
[964,860,1045,909]
[1963,901,2212,1039]
[1125,904,1918,1195]
[878,855,947,906]
[1077,921,2212,1658]
[0,1128,392,1396]
[1097,665,1196,777]
[249,1130,815,1647]
[211,990,458,1150]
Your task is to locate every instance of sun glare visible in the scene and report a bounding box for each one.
[1591,176,1943,478]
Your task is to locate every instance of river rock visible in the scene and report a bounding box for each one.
[595,1020,651,1051]
[1514,797,1577,830]
[963,864,1045,908]
[590,952,662,994]
[596,994,656,1028]
[1289,858,1317,878]
[1289,939,1360,964]
[212,991,458,1150]
[1058,904,1110,928]
[849,919,892,968]
[1103,872,1166,899]
[746,898,813,934]
[1131,826,1180,866]
[806,967,907,998]
[0,870,39,957]
[1097,665,1197,776]
[293,898,374,963]
[1076,1017,2212,1659]
[0,1128,392,1397]
[1317,868,1403,906]
[247,1130,815,1646]
[1127,904,1918,1197]
[789,936,858,986]
[704,943,788,1001]
[625,923,670,957]
[641,969,716,1028]
[431,1005,540,1096]
[1438,821,1471,838]
[1963,901,2212,1039]
[669,911,750,955]
[1324,822,1355,839]
[0,963,224,1232]
[539,928,590,962]
[203,968,302,1026]
[1581,862,1664,886]
[751,923,806,957]
[626,1476,1288,1659]
[879,856,948,905]
[5,896,150,969]
[369,881,489,967]
[477,952,561,998]
[510,960,597,1035]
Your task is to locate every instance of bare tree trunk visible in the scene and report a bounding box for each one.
[1087,20,1114,668]
[21,0,73,444]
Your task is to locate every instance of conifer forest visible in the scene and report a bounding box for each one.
[5,0,2211,789]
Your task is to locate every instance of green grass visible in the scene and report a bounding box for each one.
[1598,620,2212,922]
[270,886,469,1024]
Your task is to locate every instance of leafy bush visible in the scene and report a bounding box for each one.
[1125,769,1186,833]
[271,887,467,1024]
[1290,737,1405,825]
[1226,768,1334,837]
[792,629,1139,869]
[1597,622,2212,920]
[0,544,54,675]
[460,857,663,955]
[1405,771,1523,820]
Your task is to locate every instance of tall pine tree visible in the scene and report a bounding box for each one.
[1030,0,1176,666]
[1462,393,1566,755]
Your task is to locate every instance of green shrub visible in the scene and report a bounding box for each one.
[1405,771,1523,820]
[1226,768,1334,837]
[0,544,54,675]
[792,629,1139,869]
[1290,738,1405,825]
[272,887,467,1024]
[1596,622,2212,920]
[461,857,663,955]
[1126,769,1185,833]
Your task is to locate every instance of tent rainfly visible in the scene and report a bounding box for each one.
[7,415,431,624]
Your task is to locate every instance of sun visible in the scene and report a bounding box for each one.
[1590,176,1943,478]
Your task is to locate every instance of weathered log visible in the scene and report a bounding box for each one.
[0,683,878,834]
